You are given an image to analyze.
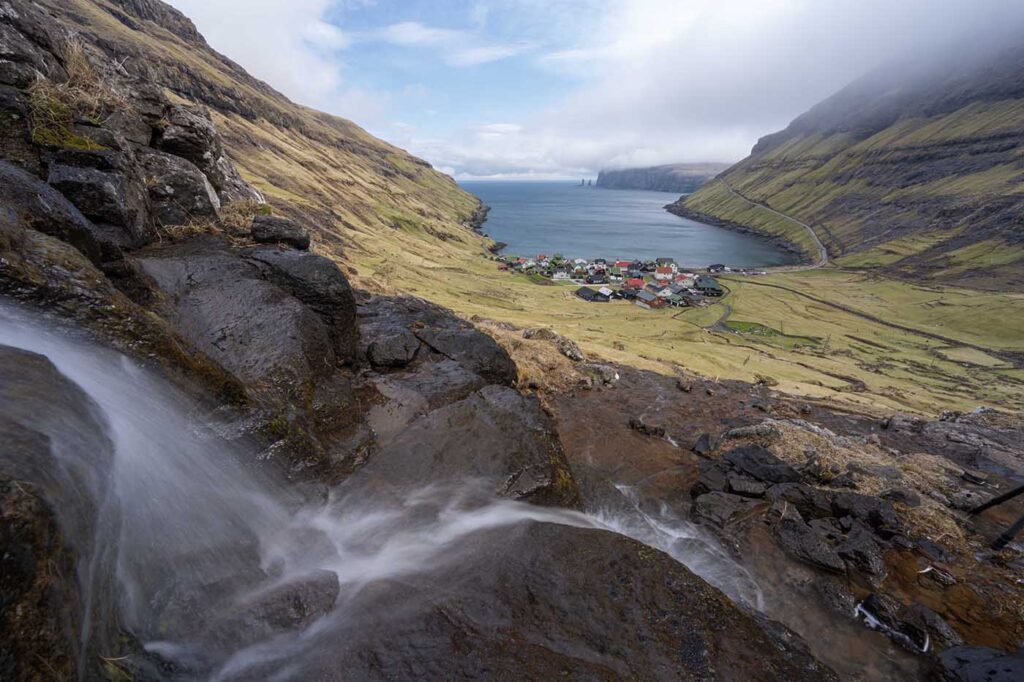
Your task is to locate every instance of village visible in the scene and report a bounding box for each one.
[497,254,735,310]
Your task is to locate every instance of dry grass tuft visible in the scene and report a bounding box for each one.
[27,37,130,149]
[157,200,274,243]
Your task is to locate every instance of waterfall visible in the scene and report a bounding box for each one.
[0,301,759,679]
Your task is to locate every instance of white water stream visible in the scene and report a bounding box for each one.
[0,302,759,679]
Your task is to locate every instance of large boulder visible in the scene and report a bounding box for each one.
[250,214,309,250]
[243,246,358,365]
[234,523,837,681]
[153,103,261,202]
[133,237,335,403]
[414,328,517,386]
[0,345,126,680]
[355,385,579,507]
[138,148,220,227]
[723,444,801,484]
[0,160,103,262]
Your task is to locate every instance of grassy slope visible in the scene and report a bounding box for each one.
[68,0,1024,415]
[682,99,1024,287]
[68,0,486,290]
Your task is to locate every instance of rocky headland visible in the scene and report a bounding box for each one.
[596,163,729,193]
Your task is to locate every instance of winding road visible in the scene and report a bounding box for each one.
[716,178,828,271]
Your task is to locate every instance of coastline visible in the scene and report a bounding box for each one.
[664,199,809,266]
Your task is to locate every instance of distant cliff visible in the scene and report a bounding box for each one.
[596,163,729,193]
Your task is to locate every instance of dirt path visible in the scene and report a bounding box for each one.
[704,302,733,332]
[717,179,829,271]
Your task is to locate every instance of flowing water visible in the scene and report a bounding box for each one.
[0,302,760,679]
[461,181,798,268]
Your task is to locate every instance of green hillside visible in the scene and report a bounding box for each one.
[679,42,1024,290]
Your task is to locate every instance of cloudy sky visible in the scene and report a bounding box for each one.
[169,0,1022,180]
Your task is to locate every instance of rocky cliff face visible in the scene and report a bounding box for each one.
[596,163,728,193]
[0,2,850,679]
[680,36,1024,289]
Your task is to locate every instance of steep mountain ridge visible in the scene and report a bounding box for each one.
[596,162,728,192]
[678,36,1024,290]
[36,0,487,287]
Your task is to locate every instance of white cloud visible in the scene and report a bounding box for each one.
[169,0,1024,179]
[370,21,530,66]
[168,0,390,128]
[425,0,1024,178]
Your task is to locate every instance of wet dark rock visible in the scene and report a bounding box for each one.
[692,432,715,455]
[861,592,902,630]
[774,517,845,573]
[692,491,763,528]
[356,385,579,507]
[0,159,104,262]
[0,477,79,681]
[366,329,420,368]
[831,492,900,531]
[817,581,857,616]
[0,84,39,172]
[766,482,834,519]
[380,358,487,412]
[628,416,666,438]
[138,148,221,227]
[202,570,339,652]
[917,539,956,564]
[898,603,963,653]
[881,487,922,507]
[727,472,767,498]
[133,238,335,403]
[837,525,886,576]
[47,152,155,253]
[243,246,358,365]
[723,444,801,484]
[0,346,127,679]
[414,328,517,386]
[0,345,114,535]
[253,523,836,681]
[691,460,728,498]
[250,214,310,250]
[935,645,1024,681]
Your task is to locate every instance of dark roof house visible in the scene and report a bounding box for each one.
[576,286,610,302]
[695,276,724,296]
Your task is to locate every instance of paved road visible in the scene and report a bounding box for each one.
[716,178,828,271]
